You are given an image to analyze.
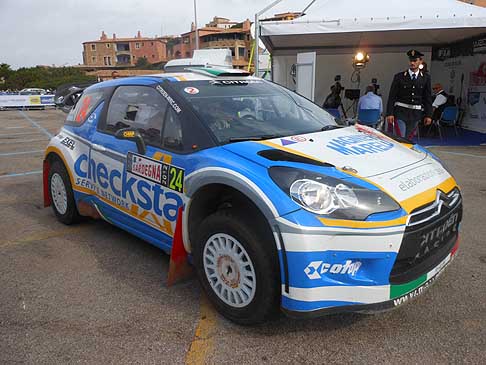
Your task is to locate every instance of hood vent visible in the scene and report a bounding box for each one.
[258,149,333,167]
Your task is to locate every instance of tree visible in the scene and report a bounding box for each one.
[135,56,150,69]
[0,65,96,91]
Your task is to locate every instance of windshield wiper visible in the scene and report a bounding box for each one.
[228,134,279,143]
[320,125,342,132]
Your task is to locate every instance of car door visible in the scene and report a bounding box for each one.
[89,83,187,251]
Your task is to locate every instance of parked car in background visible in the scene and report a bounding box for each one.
[19,88,47,95]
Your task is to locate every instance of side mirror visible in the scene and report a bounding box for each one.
[115,128,146,155]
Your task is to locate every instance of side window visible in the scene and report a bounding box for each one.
[66,90,104,126]
[163,107,183,151]
[105,86,168,146]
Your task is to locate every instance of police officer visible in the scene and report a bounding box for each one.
[386,50,432,138]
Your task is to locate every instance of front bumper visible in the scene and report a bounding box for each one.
[282,239,459,318]
[275,197,462,317]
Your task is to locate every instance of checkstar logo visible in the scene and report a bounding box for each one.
[304,260,362,280]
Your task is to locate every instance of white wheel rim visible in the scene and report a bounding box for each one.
[50,173,68,215]
[203,233,256,308]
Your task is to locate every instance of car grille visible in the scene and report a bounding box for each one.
[390,188,462,284]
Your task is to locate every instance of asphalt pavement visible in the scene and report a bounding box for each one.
[0,109,484,364]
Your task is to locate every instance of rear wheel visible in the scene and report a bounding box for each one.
[48,160,80,225]
[193,210,280,325]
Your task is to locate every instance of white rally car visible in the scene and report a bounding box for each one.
[44,68,462,324]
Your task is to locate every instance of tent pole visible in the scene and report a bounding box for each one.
[254,0,284,76]
[255,13,260,76]
[301,0,318,16]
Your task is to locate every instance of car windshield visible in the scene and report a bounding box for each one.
[170,79,336,144]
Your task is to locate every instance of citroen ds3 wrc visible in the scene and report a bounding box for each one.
[43,68,462,324]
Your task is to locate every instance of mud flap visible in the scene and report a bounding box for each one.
[167,206,193,286]
[43,160,51,207]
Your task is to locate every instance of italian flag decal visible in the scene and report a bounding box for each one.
[390,238,460,306]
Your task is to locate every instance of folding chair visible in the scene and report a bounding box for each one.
[325,108,341,119]
[357,108,381,128]
[439,106,460,137]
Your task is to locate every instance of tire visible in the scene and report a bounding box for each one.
[193,210,280,325]
[48,160,80,225]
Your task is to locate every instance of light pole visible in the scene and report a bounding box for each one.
[193,0,199,50]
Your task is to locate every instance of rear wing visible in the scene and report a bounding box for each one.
[54,82,96,113]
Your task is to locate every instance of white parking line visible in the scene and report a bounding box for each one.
[0,150,44,157]
[436,151,486,159]
[18,110,53,138]
[0,138,48,145]
[0,170,42,179]
[0,132,45,137]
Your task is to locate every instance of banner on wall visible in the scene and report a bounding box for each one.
[0,95,55,108]
[466,62,486,132]
[432,33,486,61]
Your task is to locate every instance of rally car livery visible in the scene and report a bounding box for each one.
[44,68,462,324]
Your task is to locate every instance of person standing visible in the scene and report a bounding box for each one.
[386,50,432,138]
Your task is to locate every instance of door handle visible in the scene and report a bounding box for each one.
[92,143,106,152]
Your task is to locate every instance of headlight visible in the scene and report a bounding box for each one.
[270,167,400,220]
[290,180,358,214]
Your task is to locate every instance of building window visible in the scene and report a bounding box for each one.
[152,54,155,58]
[91,44,96,51]
[238,47,245,58]
[135,42,140,49]
[231,48,235,57]
[151,42,154,46]
[106,43,111,48]
[183,37,190,44]
[91,56,96,63]
[141,42,144,46]
[103,56,112,66]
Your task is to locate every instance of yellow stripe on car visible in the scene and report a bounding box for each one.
[318,216,408,229]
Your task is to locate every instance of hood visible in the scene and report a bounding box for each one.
[225,125,426,178]
[222,125,453,205]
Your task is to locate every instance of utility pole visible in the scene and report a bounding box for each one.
[193,0,199,50]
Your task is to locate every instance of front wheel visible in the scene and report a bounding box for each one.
[193,210,280,325]
[48,160,80,225]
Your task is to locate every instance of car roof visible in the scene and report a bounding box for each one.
[88,67,259,91]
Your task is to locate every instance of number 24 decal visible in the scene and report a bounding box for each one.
[169,167,184,193]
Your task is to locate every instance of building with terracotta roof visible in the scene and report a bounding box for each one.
[459,0,486,6]
[168,17,254,69]
[82,31,167,68]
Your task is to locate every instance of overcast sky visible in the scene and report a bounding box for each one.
[0,0,305,69]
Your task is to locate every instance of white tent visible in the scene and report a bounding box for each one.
[258,0,486,134]
[260,0,486,50]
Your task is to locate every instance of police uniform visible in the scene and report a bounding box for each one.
[386,50,433,138]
